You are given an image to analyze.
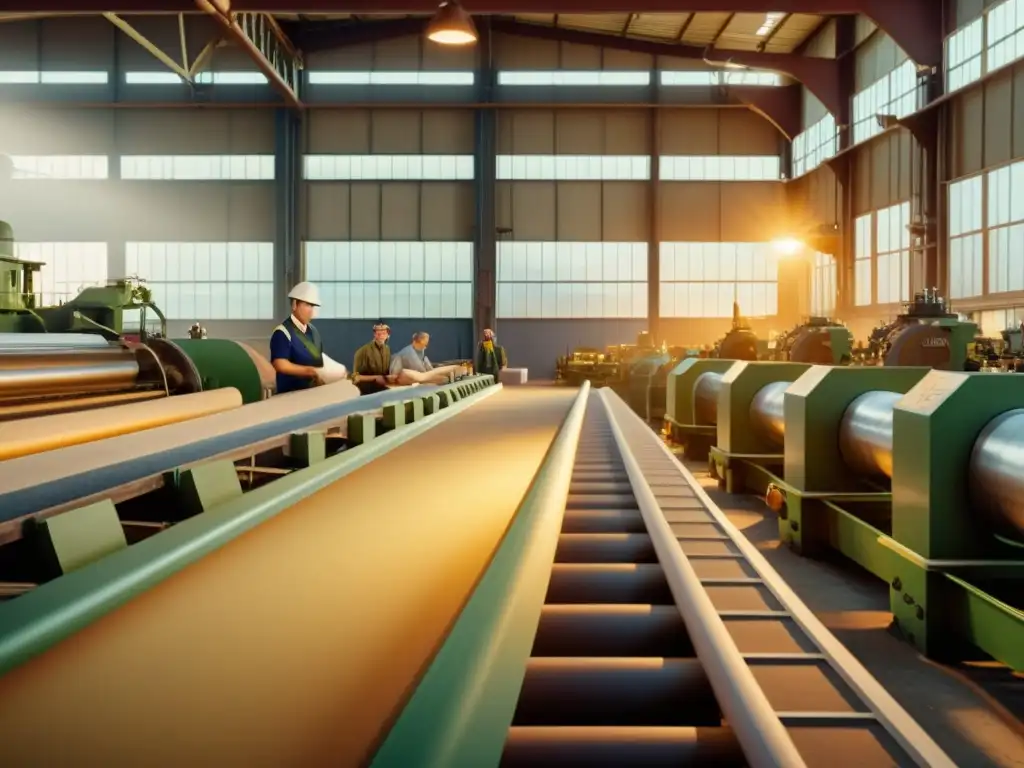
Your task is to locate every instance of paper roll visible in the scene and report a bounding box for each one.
[0,388,244,462]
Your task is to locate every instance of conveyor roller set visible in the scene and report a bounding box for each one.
[665,357,1024,672]
[0,374,962,765]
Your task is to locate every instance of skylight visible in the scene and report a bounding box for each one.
[756,12,786,37]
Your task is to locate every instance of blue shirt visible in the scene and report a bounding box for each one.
[390,343,434,375]
[270,317,323,394]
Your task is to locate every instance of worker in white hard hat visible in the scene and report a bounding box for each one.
[270,281,347,394]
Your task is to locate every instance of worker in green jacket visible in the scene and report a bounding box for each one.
[475,328,507,380]
[352,320,396,395]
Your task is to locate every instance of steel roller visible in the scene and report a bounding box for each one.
[0,350,140,397]
[838,390,902,478]
[969,410,1024,542]
[693,372,723,424]
[748,381,788,447]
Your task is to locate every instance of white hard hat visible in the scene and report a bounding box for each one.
[288,281,321,306]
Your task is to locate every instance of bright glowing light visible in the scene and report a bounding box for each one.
[427,29,476,45]
[772,237,804,256]
[756,12,786,37]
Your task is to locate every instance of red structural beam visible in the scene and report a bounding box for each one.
[0,0,943,70]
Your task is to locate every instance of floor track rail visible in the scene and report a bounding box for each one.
[598,388,956,768]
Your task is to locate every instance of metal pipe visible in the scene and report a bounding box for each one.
[0,361,140,397]
[693,371,723,425]
[969,409,1024,543]
[749,381,788,447]
[838,391,902,479]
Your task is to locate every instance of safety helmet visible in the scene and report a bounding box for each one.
[372,320,390,332]
[288,281,321,307]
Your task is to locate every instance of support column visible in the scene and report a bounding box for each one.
[648,93,661,342]
[274,107,301,320]
[835,16,856,312]
[473,19,497,339]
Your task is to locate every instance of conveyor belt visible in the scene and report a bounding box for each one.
[0,381,438,524]
[372,388,955,767]
[0,387,577,768]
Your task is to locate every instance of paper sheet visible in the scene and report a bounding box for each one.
[318,354,349,385]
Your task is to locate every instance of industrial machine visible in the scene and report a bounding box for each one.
[862,289,978,370]
[767,317,853,364]
[711,301,761,361]
[0,221,275,423]
[696,362,1024,671]
[554,347,617,385]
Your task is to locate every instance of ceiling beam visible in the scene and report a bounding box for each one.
[491,19,845,119]
[196,0,303,108]
[0,0,928,17]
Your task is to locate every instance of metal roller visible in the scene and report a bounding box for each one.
[748,381,788,447]
[0,353,140,397]
[969,410,1024,542]
[838,390,903,478]
[693,372,723,424]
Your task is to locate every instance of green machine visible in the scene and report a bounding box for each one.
[767,317,853,365]
[751,367,1024,670]
[864,289,978,370]
[0,220,272,413]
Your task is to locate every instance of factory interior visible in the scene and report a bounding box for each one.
[0,0,1023,766]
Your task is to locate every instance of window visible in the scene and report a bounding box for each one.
[987,0,1024,72]
[810,252,837,317]
[976,307,1024,335]
[948,175,984,299]
[659,155,781,181]
[307,71,474,85]
[304,241,473,319]
[120,155,275,180]
[497,71,650,86]
[946,18,984,91]
[659,242,778,318]
[852,60,919,145]
[660,70,782,86]
[303,155,474,181]
[875,201,911,304]
[8,155,109,180]
[792,113,839,177]
[496,242,647,319]
[13,242,108,306]
[125,242,275,320]
[987,162,1024,294]
[0,71,108,84]
[854,214,873,306]
[496,155,650,181]
[123,71,268,85]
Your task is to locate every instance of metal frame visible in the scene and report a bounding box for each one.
[370,381,591,768]
[599,388,956,768]
[0,377,500,677]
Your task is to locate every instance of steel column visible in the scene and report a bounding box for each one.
[274,107,301,319]
[647,75,661,342]
[474,19,497,340]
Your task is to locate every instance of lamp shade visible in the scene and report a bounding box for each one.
[426,1,478,45]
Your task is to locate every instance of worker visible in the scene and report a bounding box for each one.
[475,328,507,380]
[390,332,467,385]
[352,320,396,396]
[270,281,347,394]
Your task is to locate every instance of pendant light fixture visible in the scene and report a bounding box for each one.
[426,1,478,46]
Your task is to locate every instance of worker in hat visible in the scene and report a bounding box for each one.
[352,320,396,395]
[475,328,507,381]
[270,281,347,395]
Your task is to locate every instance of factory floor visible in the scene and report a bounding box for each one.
[0,386,578,768]
[677,453,1024,768]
